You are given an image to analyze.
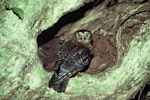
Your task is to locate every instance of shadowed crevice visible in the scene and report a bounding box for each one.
[37,0,104,47]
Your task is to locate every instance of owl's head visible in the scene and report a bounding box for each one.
[73,30,92,44]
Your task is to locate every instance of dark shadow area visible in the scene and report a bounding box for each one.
[106,0,118,7]
[131,83,150,100]
[37,0,104,47]
[134,0,149,4]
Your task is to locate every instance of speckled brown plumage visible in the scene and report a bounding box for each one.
[49,30,93,92]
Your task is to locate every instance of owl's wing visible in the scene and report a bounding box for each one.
[49,71,70,92]
[68,46,92,75]
[54,40,92,77]
[61,43,92,74]
[53,40,77,71]
[49,41,92,92]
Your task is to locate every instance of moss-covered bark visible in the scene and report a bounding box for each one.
[0,0,150,100]
[0,0,84,99]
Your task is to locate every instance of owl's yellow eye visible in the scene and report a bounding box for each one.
[77,34,81,38]
[74,30,92,44]
[76,32,83,40]
[85,32,90,38]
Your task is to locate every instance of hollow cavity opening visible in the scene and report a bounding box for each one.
[37,0,117,75]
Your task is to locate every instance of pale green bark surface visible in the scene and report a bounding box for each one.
[0,0,84,99]
[0,0,150,100]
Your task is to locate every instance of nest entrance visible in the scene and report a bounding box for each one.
[37,0,148,75]
[37,1,150,99]
[37,1,118,75]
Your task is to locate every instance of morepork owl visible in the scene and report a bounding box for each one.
[49,30,93,92]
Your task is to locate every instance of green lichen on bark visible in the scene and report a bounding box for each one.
[0,0,150,100]
[0,0,84,99]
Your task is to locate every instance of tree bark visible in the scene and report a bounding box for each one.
[0,0,150,100]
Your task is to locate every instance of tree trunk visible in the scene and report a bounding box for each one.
[0,0,150,100]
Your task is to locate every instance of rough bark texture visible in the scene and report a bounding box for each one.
[0,0,150,100]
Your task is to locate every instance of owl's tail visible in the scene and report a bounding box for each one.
[49,73,70,92]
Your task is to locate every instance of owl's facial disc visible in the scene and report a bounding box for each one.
[75,31,92,43]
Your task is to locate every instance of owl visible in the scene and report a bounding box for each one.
[49,30,93,92]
